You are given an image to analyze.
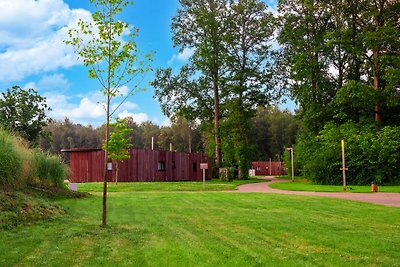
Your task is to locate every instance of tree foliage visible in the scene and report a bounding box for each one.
[104,118,132,183]
[0,86,50,145]
[278,0,400,184]
[153,0,278,178]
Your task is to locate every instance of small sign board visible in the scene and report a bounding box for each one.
[107,162,113,171]
[69,183,77,191]
[200,163,208,170]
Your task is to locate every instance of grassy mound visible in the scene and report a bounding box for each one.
[0,128,88,229]
[0,187,88,229]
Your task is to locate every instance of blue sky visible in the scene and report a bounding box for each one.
[0,0,282,127]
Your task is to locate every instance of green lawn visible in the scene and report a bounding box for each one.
[76,177,266,192]
[1,191,399,266]
[271,176,400,193]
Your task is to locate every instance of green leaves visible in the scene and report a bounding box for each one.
[105,118,133,161]
[0,86,50,145]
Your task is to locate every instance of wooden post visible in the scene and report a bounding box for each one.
[341,140,347,192]
[170,143,172,152]
[269,158,272,176]
[290,148,294,182]
[151,137,154,150]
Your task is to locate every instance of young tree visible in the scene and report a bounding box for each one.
[0,86,50,145]
[104,119,132,184]
[65,0,152,226]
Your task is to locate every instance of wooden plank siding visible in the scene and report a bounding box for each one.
[65,148,213,183]
[251,161,286,176]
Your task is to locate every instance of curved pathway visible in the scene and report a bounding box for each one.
[237,176,400,208]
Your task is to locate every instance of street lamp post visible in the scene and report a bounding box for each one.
[287,147,294,182]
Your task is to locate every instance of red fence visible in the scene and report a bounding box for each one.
[251,161,286,176]
[65,148,213,183]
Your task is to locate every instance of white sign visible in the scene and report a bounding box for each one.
[107,162,113,171]
[200,163,208,170]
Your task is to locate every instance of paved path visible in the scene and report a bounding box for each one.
[237,176,400,208]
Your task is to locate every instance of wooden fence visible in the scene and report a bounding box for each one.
[64,148,213,183]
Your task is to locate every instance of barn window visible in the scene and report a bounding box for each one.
[172,161,176,169]
[193,162,197,172]
[158,161,166,171]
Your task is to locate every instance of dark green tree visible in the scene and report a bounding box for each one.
[0,86,50,145]
[155,0,230,169]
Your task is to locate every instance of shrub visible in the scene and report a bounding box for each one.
[295,123,400,185]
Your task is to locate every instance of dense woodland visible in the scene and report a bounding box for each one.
[38,106,298,163]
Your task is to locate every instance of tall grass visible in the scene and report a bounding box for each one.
[0,129,67,189]
[34,151,66,186]
[0,130,22,186]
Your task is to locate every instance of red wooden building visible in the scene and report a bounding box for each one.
[251,161,286,176]
[62,148,213,183]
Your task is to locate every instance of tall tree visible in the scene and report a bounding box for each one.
[278,0,335,133]
[223,0,276,178]
[0,86,50,145]
[155,0,230,169]
[65,0,152,226]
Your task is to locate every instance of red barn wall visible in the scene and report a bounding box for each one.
[251,161,286,176]
[67,148,213,183]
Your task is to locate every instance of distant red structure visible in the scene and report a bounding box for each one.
[251,161,285,176]
[62,148,213,183]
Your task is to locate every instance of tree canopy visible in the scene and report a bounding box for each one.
[0,86,50,145]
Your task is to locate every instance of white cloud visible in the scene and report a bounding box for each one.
[38,73,70,91]
[41,89,146,126]
[0,0,92,82]
[168,47,194,65]
[111,101,139,113]
[117,110,150,124]
[45,92,105,122]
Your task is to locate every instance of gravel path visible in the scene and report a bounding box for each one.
[237,176,400,208]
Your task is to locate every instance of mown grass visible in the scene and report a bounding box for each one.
[76,177,267,192]
[0,188,88,229]
[0,192,399,266]
[272,176,400,193]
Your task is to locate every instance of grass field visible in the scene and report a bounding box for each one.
[76,177,266,192]
[1,188,399,266]
[271,176,400,193]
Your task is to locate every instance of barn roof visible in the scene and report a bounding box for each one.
[61,148,102,153]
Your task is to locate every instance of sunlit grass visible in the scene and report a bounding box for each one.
[271,176,400,193]
[76,177,267,192]
[1,192,399,266]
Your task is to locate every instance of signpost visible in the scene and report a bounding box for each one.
[200,163,208,188]
[340,140,348,192]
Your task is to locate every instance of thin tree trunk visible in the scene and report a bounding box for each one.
[373,47,381,126]
[102,2,113,226]
[102,95,110,226]
[213,78,221,170]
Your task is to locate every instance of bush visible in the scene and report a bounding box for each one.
[295,122,400,185]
